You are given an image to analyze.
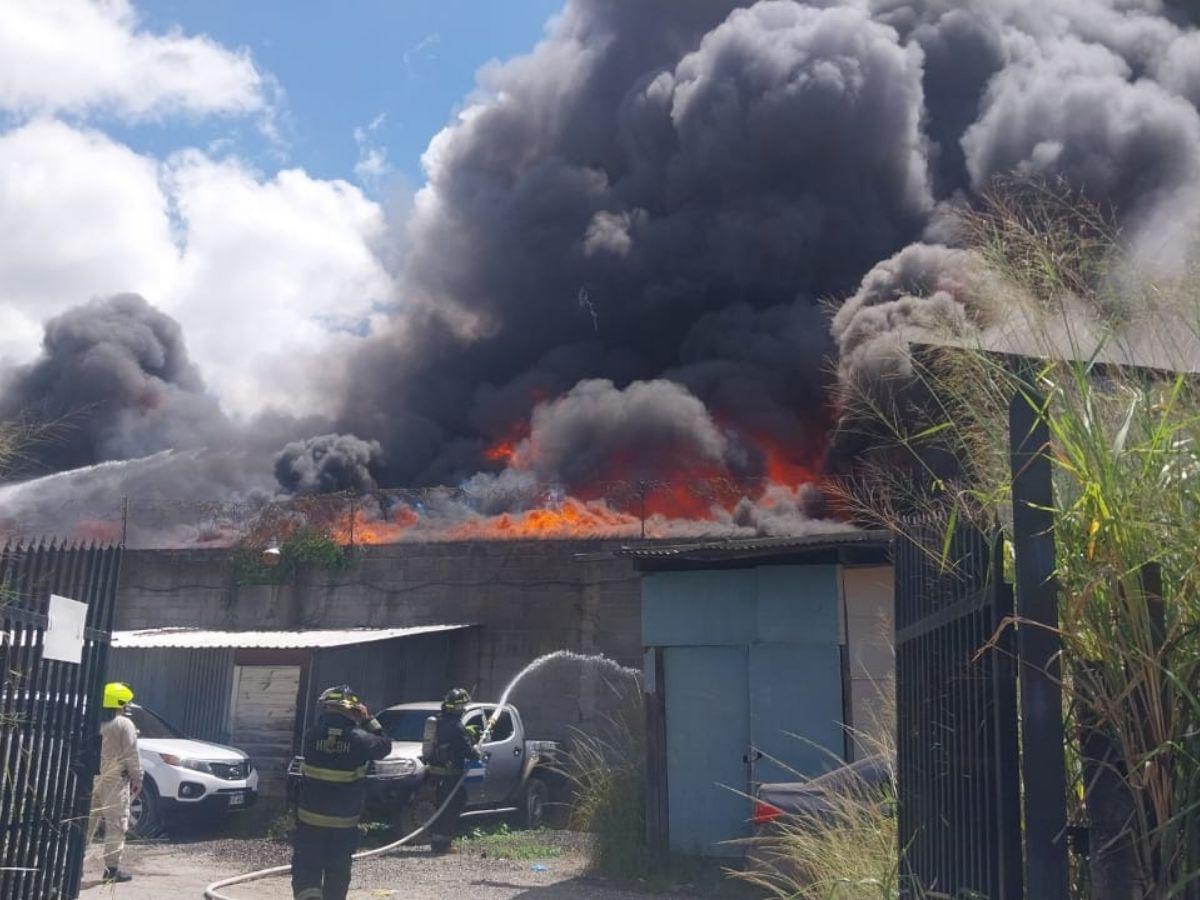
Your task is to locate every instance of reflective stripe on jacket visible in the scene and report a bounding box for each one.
[297,712,391,830]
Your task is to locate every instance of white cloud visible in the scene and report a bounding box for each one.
[353,113,392,186]
[403,32,441,68]
[0,119,393,417]
[0,2,394,419]
[165,152,393,416]
[0,0,267,121]
[0,118,178,365]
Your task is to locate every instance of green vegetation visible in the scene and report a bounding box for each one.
[461,822,564,860]
[836,179,1200,897]
[735,733,901,899]
[562,697,756,896]
[233,524,350,584]
[561,713,649,881]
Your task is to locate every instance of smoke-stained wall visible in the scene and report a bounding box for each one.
[113,540,644,743]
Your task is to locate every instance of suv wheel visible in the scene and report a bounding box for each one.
[519,776,548,830]
[130,780,164,838]
[396,782,438,842]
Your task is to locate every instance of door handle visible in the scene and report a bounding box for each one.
[483,751,492,762]
[742,751,763,764]
[513,747,522,756]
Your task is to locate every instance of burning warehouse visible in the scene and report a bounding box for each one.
[9,0,1200,547]
[5,1,1200,896]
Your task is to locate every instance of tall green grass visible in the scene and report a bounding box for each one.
[736,700,901,900]
[561,711,650,879]
[737,769,900,899]
[836,178,1200,897]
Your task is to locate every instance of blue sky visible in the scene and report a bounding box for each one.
[128,0,566,189]
[0,0,574,415]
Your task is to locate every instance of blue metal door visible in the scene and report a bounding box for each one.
[749,643,845,785]
[663,646,749,856]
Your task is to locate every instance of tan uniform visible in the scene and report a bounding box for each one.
[87,713,142,869]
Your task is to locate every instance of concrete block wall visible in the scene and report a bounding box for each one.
[115,540,645,744]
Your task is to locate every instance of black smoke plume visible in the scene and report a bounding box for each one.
[0,294,230,474]
[335,0,1200,486]
[512,378,751,486]
[337,0,934,486]
[5,0,1200,514]
[274,433,384,494]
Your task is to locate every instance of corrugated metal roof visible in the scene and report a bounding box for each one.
[620,528,891,563]
[111,624,475,650]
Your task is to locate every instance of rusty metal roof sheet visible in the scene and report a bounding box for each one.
[620,528,891,564]
[110,624,475,650]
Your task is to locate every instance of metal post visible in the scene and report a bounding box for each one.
[120,497,130,548]
[643,646,668,863]
[1008,369,1070,899]
[638,481,647,540]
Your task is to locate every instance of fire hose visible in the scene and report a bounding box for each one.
[204,706,507,899]
[202,769,467,900]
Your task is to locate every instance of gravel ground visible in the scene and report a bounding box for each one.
[78,831,727,899]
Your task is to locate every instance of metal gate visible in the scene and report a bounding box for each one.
[894,518,1022,899]
[0,541,122,898]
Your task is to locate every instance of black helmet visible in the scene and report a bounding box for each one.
[442,688,470,714]
[319,684,360,713]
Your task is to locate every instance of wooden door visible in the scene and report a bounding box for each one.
[229,665,301,794]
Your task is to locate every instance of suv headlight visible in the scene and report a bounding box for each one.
[157,753,213,774]
[371,758,418,777]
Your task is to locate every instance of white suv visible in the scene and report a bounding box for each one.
[126,704,258,836]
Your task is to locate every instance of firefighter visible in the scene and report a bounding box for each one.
[87,681,142,883]
[292,684,391,900]
[424,687,481,855]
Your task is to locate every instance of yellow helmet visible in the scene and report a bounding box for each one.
[103,682,134,709]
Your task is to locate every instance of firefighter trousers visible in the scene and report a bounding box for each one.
[87,776,130,870]
[429,775,467,852]
[291,821,358,900]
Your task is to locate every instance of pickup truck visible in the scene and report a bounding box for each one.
[752,753,893,829]
[287,701,558,836]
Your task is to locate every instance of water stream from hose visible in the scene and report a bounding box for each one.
[204,649,640,898]
[481,650,641,741]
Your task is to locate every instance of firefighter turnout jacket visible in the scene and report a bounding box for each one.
[425,712,479,776]
[297,712,391,829]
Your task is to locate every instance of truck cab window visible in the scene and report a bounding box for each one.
[483,710,514,742]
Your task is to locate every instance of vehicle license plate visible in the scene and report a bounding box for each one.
[228,792,245,807]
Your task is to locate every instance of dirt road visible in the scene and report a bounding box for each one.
[78,832,718,899]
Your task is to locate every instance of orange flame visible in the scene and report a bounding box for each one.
[445,498,640,540]
[484,440,518,463]
[483,419,532,466]
[72,519,123,544]
[760,441,817,487]
[331,506,418,545]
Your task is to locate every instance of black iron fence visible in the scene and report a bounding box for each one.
[894,517,1022,899]
[0,541,122,898]
[891,355,1076,899]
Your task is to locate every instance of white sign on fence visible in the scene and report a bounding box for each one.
[43,594,88,664]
